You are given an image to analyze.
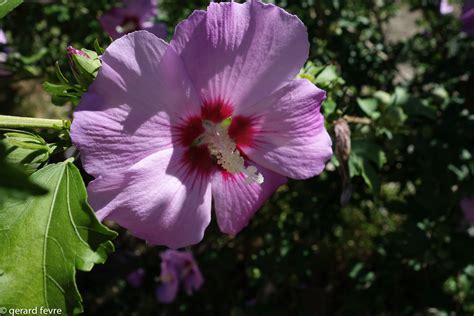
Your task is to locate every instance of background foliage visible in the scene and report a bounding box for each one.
[1,0,474,315]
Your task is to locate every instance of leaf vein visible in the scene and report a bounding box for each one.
[42,164,65,309]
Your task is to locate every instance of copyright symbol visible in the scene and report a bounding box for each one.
[0,307,7,314]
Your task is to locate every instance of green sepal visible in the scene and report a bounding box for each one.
[1,130,51,174]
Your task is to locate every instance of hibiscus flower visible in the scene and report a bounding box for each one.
[156,250,203,303]
[71,0,333,248]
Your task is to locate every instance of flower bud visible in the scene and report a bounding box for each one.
[66,46,90,59]
[334,119,352,206]
[66,46,101,88]
[334,119,351,162]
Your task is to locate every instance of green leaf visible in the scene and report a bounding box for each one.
[93,39,105,55]
[43,82,70,95]
[52,95,73,106]
[357,98,381,119]
[0,161,117,314]
[381,106,407,127]
[373,91,392,105]
[0,0,23,19]
[55,61,70,84]
[361,160,381,193]
[402,98,436,120]
[314,65,339,86]
[0,142,47,198]
[352,140,387,168]
[392,87,410,107]
[349,141,386,193]
[348,153,381,193]
[0,162,47,198]
[322,99,337,116]
[43,82,81,106]
[14,47,48,64]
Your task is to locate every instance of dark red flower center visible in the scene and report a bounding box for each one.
[177,99,257,175]
[118,16,140,34]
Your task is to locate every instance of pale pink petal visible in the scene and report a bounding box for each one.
[71,31,200,177]
[241,79,332,179]
[87,148,212,249]
[170,0,309,109]
[212,164,287,235]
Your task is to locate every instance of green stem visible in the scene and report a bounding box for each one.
[0,115,70,130]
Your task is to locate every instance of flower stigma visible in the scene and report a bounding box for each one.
[195,118,264,184]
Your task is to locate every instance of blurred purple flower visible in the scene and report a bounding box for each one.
[71,0,332,248]
[0,29,6,45]
[462,0,474,36]
[126,268,145,288]
[156,250,203,304]
[440,0,454,15]
[461,198,474,224]
[0,29,9,76]
[100,0,166,40]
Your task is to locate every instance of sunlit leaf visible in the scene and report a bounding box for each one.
[357,98,381,119]
[0,161,117,314]
[0,0,23,19]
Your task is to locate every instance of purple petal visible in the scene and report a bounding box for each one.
[87,148,212,249]
[439,0,454,15]
[156,279,178,304]
[160,250,204,296]
[126,268,145,288]
[462,0,474,36]
[182,264,204,295]
[156,260,179,303]
[160,249,190,266]
[212,165,287,235]
[71,31,200,177]
[461,198,474,224]
[125,0,157,21]
[170,0,309,109]
[0,29,6,45]
[100,8,129,39]
[241,79,333,179]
